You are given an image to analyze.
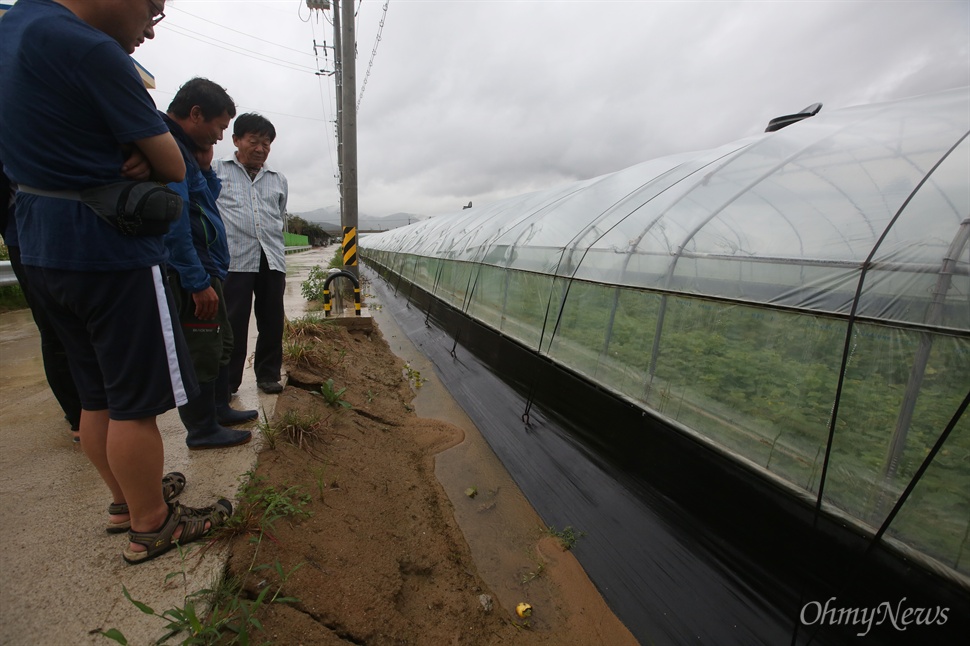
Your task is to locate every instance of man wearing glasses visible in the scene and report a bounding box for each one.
[0,0,232,564]
[149,0,166,26]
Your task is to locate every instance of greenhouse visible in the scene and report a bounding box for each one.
[361,87,969,589]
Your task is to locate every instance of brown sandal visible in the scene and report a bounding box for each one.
[122,498,233,565]
[106,472,187,534]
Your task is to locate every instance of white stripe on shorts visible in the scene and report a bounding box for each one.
[151,265,190,406]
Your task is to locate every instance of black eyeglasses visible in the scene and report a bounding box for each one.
[148,0,165,26]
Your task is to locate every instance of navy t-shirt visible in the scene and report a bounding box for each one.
[0,0,171,270]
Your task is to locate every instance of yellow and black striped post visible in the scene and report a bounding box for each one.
[322,270,362,317]
[342,226,357,268]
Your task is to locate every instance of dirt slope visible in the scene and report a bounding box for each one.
[223,319,638,645]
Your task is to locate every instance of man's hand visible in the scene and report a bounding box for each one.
[194,146,214,172]
[192,286,219,320]
[132,132,185,183]
[121,147,152,180]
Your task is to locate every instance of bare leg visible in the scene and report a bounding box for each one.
[78,408,124,509]
[105,417,168,551]
[106,418,213,554]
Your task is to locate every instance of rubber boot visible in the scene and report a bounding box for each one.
[180,380,252,450]
[215,364,258,426]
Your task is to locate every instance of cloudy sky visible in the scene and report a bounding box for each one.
[124,1,969,221]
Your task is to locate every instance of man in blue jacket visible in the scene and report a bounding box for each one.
[162,78,258,449]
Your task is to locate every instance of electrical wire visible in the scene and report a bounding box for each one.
[163,24,320,75]
[300,0,336,27]
[357,0,390,112]
[310,17,342,191]
[356,0,363,55]
[148,1,340,208]
[149,86,331,123]
[169,4,317,58]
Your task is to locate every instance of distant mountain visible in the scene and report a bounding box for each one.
[294,206,425,232]
[296,205,341,223]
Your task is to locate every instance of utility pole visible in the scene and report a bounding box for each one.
[313,0,357,278]
[332,0,342,215]
[338,0,359,279]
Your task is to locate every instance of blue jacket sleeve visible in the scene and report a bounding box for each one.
[203,168,221,201]
[163,179,211,293]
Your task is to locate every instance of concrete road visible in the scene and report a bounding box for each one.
[0,246,337,645]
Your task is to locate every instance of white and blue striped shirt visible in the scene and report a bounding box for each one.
[213,154,289,273]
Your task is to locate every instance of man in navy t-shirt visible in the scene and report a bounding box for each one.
[0,0,232,564]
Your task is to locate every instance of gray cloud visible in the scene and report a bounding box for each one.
[122,0,969,219]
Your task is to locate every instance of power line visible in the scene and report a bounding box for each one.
[164,23,321,75]
[357,0,390,112]
[149,87,331,123]
[300,0,335,26]
[310,17,341,191]
[169,4,318,58]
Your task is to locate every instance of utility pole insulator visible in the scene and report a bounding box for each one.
[312,39,330,58]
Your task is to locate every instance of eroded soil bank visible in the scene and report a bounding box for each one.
[224,318,638,645]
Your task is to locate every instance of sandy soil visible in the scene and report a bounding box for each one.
[223,317,638,645]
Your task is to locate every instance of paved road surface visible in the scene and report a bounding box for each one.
[0,246,336,645]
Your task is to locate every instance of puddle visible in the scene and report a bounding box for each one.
[367,287,599,630]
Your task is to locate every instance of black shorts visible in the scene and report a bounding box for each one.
[23,264,199,420]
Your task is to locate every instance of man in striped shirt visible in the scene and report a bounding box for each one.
[214,113,289,395]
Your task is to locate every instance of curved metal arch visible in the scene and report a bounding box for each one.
[812,128,969,528]
[876,213,970,505]
[532,160,699,354]
[643,105,900,381]
[539,146,751,359]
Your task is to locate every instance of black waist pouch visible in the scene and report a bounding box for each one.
[19,181,183,237]
[80,181,183,236]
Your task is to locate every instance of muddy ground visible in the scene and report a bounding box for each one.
[222,316,638,645]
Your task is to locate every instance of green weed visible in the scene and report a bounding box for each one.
[223,473,313,539]
[312,465,329,500]
[255,407,278,450]
[282,339,312,367]
[0,285,27,313]
[101,472,308,645]
[0,244,27,312]
[520,561,546,584]
[285,312,331,339]
[259,409,327,453]
[300,265,329,302]
[316,378,352,409]
[403,363,425,388]
[547,525,585,551]
[101,560,299,646]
